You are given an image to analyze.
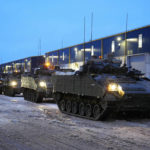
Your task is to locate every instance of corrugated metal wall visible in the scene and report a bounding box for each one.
[46,26,150,68]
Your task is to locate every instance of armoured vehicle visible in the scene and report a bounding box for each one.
[2,72,22,96]
[21,63,60,103]
[0,56,45,97]
[52,56,150,120]
[0,74,4,94]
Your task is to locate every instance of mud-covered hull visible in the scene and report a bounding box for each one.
[21,74,53,103]
[109,94,150,112]
[2,79,22,96]
[52,72,150,120]
[0,85,3,94]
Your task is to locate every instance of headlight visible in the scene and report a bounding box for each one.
[39,81,46,88]
[10,81,17,86]
[107,83,124,96]
[108,83,118,91]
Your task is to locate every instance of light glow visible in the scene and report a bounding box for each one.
[127,38,138,42]
[45,62,50,67]
[107,83,125,96]
[62,52,65,61]
[14,70,18,73]
[75,48,78,56]
[138,34,142,48]
[39,81,46,88]
[99,56,102,59]
[108,83,118,91]
[91,45,94,56]
[111,41,115,52]
[52,55,54,62]
[117,37,121,41]
[118,85,125,96]
[10,81,17,86]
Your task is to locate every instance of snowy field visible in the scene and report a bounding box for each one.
[0,95,150,150]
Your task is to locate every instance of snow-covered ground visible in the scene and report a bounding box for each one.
[0,95,150,150]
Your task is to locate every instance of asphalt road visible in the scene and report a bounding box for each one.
[0,95,150,150]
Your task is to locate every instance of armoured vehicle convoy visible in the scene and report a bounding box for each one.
[52,56,150,120]
[0,56,45,97]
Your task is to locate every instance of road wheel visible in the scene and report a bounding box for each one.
[93,104,102,120]
[66,101,71,113]
[79,103,85,116]
[72,101,78,114]
[3,87,7,95]
[54,93,62,102]
[26,89,30,101]
[23,89,28,100]
[35,92,43,103]
[3,87,9,96]
[28,89,32,101]
[7,87,15,97]
[23,89,26,100]
[0,89,2,94]
[85,104,92,117]
[32,91,36,102]
[59,100,65,111]
[31,91,35,102]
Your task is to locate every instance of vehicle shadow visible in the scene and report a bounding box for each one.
[106,111,150,121]
[42,98,56,104]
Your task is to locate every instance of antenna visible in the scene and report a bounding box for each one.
[62,40,63,49]
[38,38,41,56]
[91,12,93,41]
[124,13,128,64]
[91,12,94,57]
[83,16,86,64]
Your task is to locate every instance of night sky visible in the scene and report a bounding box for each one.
[0,0,149,63]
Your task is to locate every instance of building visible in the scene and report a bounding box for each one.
[0,25,150,78]
[45,25,150,78]
[0,56,45,74]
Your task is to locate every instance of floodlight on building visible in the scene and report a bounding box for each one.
[117,37,122,41]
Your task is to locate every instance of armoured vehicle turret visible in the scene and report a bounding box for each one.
[21,63,60,103]
[52,56,150,120]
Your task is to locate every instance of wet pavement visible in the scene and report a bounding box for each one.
[0,95,150,150]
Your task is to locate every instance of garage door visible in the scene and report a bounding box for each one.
[128,55,145,74]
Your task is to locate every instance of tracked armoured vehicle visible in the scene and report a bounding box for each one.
[0,74,4,94]
[21,64,53,103]
[52,56,150,120]
[21,63,61,103]
[2,72,23,96]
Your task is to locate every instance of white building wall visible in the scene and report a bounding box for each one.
[145,53,150,79]
[127,53,150,79]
